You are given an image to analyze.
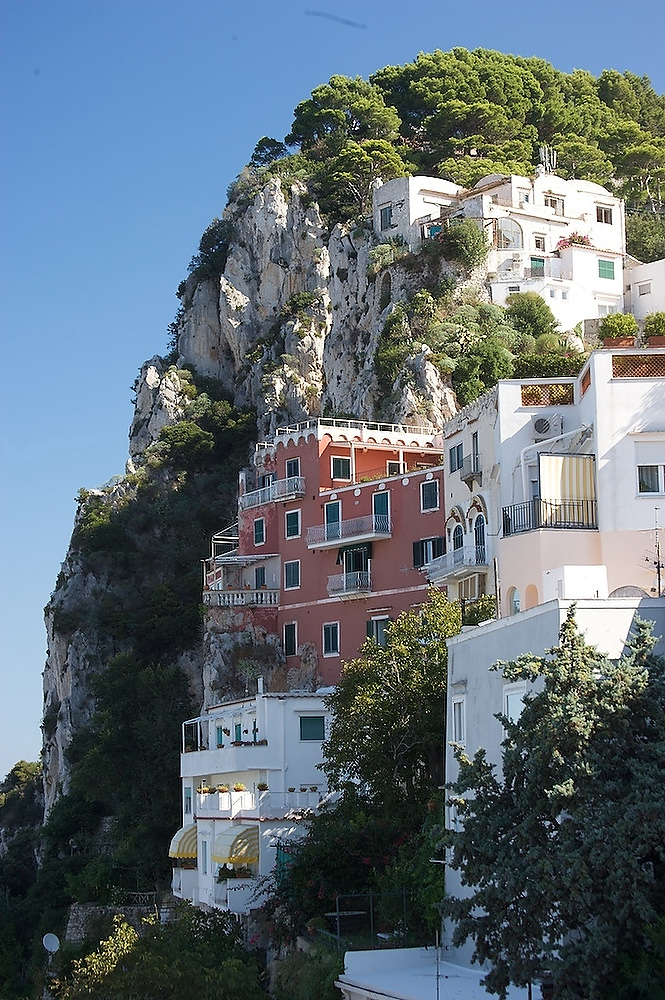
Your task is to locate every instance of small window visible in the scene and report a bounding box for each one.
[637,282,652,297]
[596,205,613,224]
[561,291,568,300]
[331,456,351,480]
[495,218,523,250]
[420,479,439,512]
[452,696,465,744]
[285,457,300,478]
[503,684,526,725]
[323,622,340,656]
[598,259,615,280]
[508,285,521,293]
[254,565,266,589]
[530,256,545,276]
[544,195,564,216]
[201,839,208,875]
[254,518,265,545]
[534,234,546,251]
[449,442,463,473]
[638,465,661,494]
[284,560,300,589]
[284,622,297,656]
[413,536,444,568]
[285,509,301,538]
[300,715,325,741]
[549,289,556,298]
[380,205,393,231]
[216,725,224,747]
[184,787,192,815]
[366,617,389,646]
[387,461,403,476]
[234,723,242,742]
[508,587,521,616]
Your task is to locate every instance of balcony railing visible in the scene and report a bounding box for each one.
[307,514,392,547]
[327,571,371,596]
[425,545,488,580]
[502,498,597,536]
[202,588,279,608]
[239,475,306,510]
[460,453,482,485]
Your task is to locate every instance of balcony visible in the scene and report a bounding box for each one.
[459,453,482,487]
[307,514,392,549]
[327,571,372,598]
[425,545,488,584]
[502,498,598,536]
[196,788,324,818]
[203,588,279,608]
[239,475,306,511]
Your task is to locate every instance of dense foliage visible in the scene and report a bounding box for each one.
[445,611,665,999]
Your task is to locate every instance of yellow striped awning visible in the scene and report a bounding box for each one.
[169,824,198,859]
[212,825,259,865]
[539,454,596,502]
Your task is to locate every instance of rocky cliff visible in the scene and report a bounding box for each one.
[42,177,461,810]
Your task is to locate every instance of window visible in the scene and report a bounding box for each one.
[184,787,192,815]
[503,683,526,724]
[254,565,266,589]
[638,282,652,297]
[258,473,273,488]
[234,723,242,742]
[254,518,265,545]
[474,514,486,562]
[323,622,340,656]
[325,500,341,541]
[284,560,300,589]
[283,622,297,656]
[201,839,208,875]
[372,490,390,532]
[300,716,325,741]
[508,285,521,293]
[216,725,224,747]
[452,696,465,744]
[420,479,439,511]
[598,259,615,280]
[638,465,663,494]
[387,461,404,476]
[508,587,521,615]
[331,455,351,480]
[285,509,301,538]
[285,457,300,478]
[380,205,393,230]
[449,442,463,473]
[452,524,464,561]
[534,234,546,251]
[413,536,444,567]
[549,289,556,298]
[530,256,545,276]
[495,218,523,250]
[544,194,564,216]
[366,617,389,646]
[596,205,613,224]
[561,291,568,300]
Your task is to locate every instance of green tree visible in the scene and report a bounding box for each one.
[250,136,288,168]
[322,589,461,804]
[627,211,665,262]
[506,291,559,338]
[286,75,401,155]
[435,220,489,269]
[323,139,408,217]
[444,610,665,999]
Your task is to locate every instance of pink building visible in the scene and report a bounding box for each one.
[203,418,447,683]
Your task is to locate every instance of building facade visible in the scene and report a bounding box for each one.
[203,418,449,684]
[169,683,334,913]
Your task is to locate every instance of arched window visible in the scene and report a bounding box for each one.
[495,219,523,250]
[473,514,486,563]
[508,587,521,616]
[524,584,538,609]
[452,524,464,565]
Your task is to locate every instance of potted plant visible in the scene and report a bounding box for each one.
[256,781,269,791]
[233,782,246,792]
[217,784,229,793]
[598,312,638,346]
[287,786,296,793]
[644,311,665,346]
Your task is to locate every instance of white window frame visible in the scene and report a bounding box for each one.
[598,258,615,280]
[285,457,300,478]
[285,509,301,538]
[331,455,352,480]
[380,205,393,231]
[254,565,266,589]
[184,786,192,815]
[253,517,265,546]
[637,282,652,297]
[420,478,440,512]
[283,621,297,657]
[299,715,325,741]
[201,838,208,875]
[637,464,664,495]
[503,682,526,730]
[451,695,466,745]
[544,194,564,216]
[322,621,340,657]
[368,616,389,647]
[534,234,546,251]
[284,560,300,590]
[596,205,613,225]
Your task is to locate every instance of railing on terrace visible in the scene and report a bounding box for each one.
[239,475,306,511]
[327,571,371,596]
[307,514,392,546]
[304,891,434,952]
[425,545,488,576]
[202,588,279,608]
[273,417,433,438]
[196,788,324,814]
[502,498,597,536]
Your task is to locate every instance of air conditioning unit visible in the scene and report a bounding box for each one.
[532,413,563,441]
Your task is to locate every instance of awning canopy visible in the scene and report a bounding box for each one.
[212,824,259,865]
[169,824,197,859]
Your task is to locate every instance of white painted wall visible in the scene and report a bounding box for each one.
[624,258,665,320]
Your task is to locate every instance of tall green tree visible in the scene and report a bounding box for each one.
[444,610,665,999]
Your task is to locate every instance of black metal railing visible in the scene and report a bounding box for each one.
[502,498,597,536]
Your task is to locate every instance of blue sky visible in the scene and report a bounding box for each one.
[1,0,664,780]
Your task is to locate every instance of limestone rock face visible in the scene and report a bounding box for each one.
[128,358,188,464]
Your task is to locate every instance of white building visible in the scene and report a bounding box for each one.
[624,257,665,321]
[443,596,665,969]
[373,171,626,330]
[427,346,665,617]
[169,681,334,913]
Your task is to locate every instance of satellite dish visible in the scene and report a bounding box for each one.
[43,933,60,954]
